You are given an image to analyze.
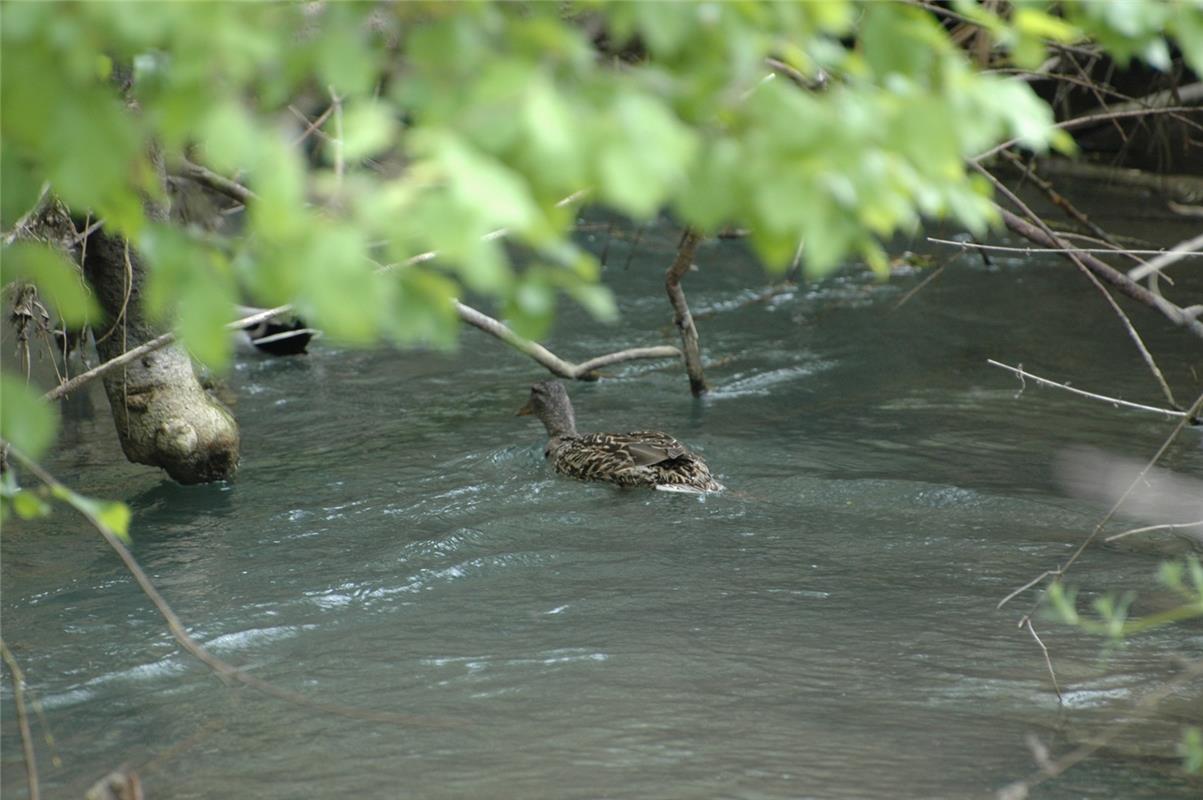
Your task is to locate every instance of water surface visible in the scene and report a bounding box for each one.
[3,198,1202,798]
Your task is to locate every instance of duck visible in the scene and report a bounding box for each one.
[516,379,723,493]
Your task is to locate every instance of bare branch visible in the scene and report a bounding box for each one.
[986,360,1186,418]
[454,301,680,380]
[175,161,256,204]
[1103,519,1203,543]
[977,165,1192,407]
[573,346,683,375]
[995,206,1203,340]
[927,238,1189,258]
[1126,231,1203,282]
[1026,620,1063,705]
[43,305,294,401]
[974,105,1201,161]
[665,228,708,396]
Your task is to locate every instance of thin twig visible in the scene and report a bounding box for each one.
[1008,392,1203,620]
[249,328,321,346]
[974,105,1200,161]
[289,104,335,146]
[986,360,1185,418]
[1026,620,1063,705]
[176,161,257,204]
[0,640,41,800]
[1103,519,1203,543]
[996,206,1203,340]
[893,263,947,309]
[1126,231,1203,282]
[1000,150,1121,247]
[43,305,294,401]
[999,570,1062,611]
[329,86,344,185]
[978,166,1193,405]
[926,238,1186,258]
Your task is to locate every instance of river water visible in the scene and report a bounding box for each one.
[3,195,1202,798]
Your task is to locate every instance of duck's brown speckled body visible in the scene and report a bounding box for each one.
[517,380,723,493]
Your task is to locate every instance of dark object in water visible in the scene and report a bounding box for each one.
[243,317,313,356]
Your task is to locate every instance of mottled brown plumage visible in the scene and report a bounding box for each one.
[517,380,723,493]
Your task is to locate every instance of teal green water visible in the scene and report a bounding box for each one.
[3,206,1202,798]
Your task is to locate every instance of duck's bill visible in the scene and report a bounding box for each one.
[515,400,534,416]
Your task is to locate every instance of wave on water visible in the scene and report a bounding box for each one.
[710,362,834,399]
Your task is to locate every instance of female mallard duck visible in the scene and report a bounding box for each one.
[517,380,723,493]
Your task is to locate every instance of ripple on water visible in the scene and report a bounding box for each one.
[709,363,834,399]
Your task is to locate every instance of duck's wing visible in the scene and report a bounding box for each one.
[608,432,691,466]
[558,432,719,490]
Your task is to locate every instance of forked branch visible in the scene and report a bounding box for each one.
[454,301,680,380]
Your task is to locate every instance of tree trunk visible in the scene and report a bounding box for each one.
[82,167,239,484]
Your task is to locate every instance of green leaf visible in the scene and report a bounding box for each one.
[296,225,387,344]
[0,371,59,459]
[340,102,398,162]
[1172,6,1203,75]
[96,499,132,542]
[66,491,132,543]
[0,146,42,230]
[1181,726,1203,774]
[140,226,235,369]
[175,267,234,369]
[565,283,617,322]
[439,138,539,232]
[198,101,263,174]
[1013,8,1080,43]
[2,241,97,326]
[11,489,51,519]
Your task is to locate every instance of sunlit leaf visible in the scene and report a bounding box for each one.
[11,489,51,519]
[340,101,399,162]
[0,372,58,459]
[66,491,133,543]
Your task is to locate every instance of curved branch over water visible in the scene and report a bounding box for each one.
[454,301,681,380]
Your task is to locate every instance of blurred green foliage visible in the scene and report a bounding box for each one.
[1045,556,1203,639]
[2,0,1201,378]
[1045,555,1203,775]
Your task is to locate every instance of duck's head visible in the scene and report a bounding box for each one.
[516,379,577,438]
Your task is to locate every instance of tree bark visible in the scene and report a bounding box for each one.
[665,228,708,396]
[82,157,239,483]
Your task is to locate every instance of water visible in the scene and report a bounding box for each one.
[3,199,1202,798]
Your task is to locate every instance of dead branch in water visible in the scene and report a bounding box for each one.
[665,228,708,396]
[454,301,680,380]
